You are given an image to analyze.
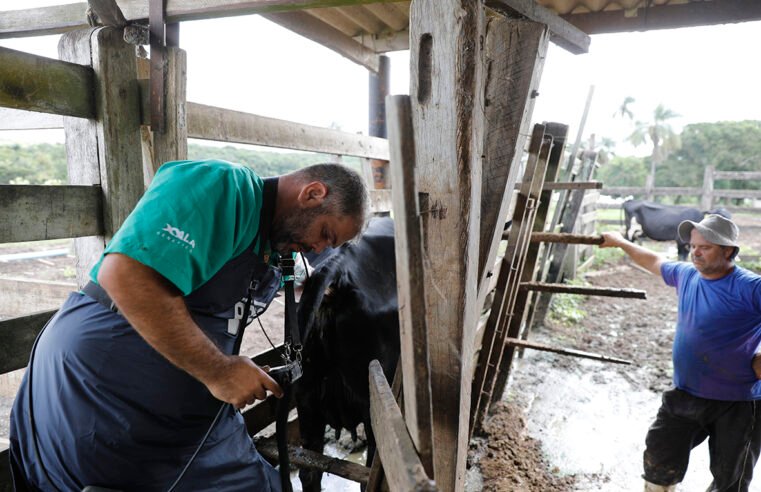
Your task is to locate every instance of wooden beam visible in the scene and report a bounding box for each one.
[0,185,103,243]
[87,0,128,27]
[515,181,602,190]
[485,0,589,54]
[186,102,390,160]
[477,19,549,306]
[0,108,63,130]
[148,46,188,176]
[262,10,380,72]
[256,439,371,485]
[0,1,409,40]
[714,171,761,180]
[563,0,761,35]
[355,29,410,53]
[369,360,437,492]
[0,310,57,374]
[530,232,603,245]
[520,282,647,299]
[386,95,434,476]
[410,1,486,488]
[364,3,408,31]
[505,337,632,365]
[0,45,94,118]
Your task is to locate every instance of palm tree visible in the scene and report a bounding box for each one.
[627,104,681,197]
[613,96,636,120]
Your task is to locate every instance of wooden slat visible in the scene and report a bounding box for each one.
[713,189,761,199]
[257,439,371,485]
[306,7,360,36]
[59,28,107,289]
[0,185,103,243]
[187,102,389,160]
[0,108,63,130]
[563,0,761,35]
[514,181,603,190]
[520,282,647,299]
[714,171,761,180]
[386,95,434,476]
[0,309,57,374]
[337,5,387,33]
[355,29,410,52]
[0,45,94,118]
[149,46,188,175]
[530,232,603,245]
[369,360,437,492]
[0,0,409,40]
[486,0,589,54]
[477,19,549,305]
[364,3,408,31]
[410,1,486,488]
[262,10,380,72]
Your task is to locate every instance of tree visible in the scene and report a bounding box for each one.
[627,103,681,196]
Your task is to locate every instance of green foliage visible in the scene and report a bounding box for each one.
[592,246,625,268]
[596,155,649,187]
[0,142,362,184]
[0,143,67,184]
[548,280,587,326]
[659,120,761,189]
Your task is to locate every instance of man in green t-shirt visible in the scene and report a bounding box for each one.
[9,160,369,491]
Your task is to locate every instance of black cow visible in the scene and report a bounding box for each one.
[622,199,731,261]
[295,217,399,492]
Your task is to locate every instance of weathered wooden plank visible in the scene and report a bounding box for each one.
[0,1,409,40]
[477,19,549,306]
[0,277,75,318]
[714,171,761,180]
[59,28,106,289]
[0,185,103,243]
[530,232,603,245]
[262,10,380,72]
[256,439,371,485]
[0,45,94,118]
[369,360,437,492]
[87,0,128,27]
[149,46,188,175]
[410,1,486,488]
[0,309,57,374]
[364,3,408,31]
[514,181,602,190]
[187,102,389,160]
[713,189,761,199]
[520,282,647,299]
[386,95,434,476]
[306,7,360,36]
[355,29,410,52]
[486,0,589,54]
[0,108,63,130]
[563,0,761,35]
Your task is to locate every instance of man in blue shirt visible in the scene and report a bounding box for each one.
[9,161,368,491]
[601,214,761,492]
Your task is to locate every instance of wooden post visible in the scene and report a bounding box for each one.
[701,165,715,211]
[369,55,390,189]
[409,1,486,489]
[476,19,550,306]
[58,27,144,287]
[386,95,434,476]
[151,46,187,174]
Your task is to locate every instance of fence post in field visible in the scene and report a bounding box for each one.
[701,165,715,211]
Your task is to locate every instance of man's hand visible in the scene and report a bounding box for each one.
[600,231,627,249]
[752,354,761,380]
[205,356,284,408]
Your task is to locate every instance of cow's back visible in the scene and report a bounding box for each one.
[632,202,703,241]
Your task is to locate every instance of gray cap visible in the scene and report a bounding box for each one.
[677,214,740,247]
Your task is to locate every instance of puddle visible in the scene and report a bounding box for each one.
[509,350,761,491]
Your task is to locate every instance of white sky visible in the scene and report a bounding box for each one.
[2,1,760,154]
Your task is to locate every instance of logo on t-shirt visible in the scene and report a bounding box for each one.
[158,223,196,249]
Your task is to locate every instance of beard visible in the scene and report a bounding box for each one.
[270,206,323,254]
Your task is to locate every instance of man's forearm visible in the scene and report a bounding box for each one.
[97,254,227,386]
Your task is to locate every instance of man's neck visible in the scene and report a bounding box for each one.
[699,263,735,280]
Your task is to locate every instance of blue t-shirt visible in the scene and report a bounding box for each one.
[662,262,761,401]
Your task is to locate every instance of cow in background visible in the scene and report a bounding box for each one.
[295,217,399,492]
[622,199,731,260]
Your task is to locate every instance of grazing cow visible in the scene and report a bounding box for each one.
[622,199,731,260]
[295,217,399,492]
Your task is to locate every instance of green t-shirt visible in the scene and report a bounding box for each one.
[90,159,264,295]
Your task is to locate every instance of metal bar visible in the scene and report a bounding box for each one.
[256,439,371,485]
[514,181,603,191]
[520,282,647,299]
[505,337,632,365]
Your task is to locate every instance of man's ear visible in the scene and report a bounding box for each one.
[297,181,328,208]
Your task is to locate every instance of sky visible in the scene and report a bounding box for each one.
[1,1,760,155]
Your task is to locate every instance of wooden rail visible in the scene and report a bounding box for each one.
[0,309,57,374]
[520,282,647,299]
[505,337,632,365]
[514,181,602,191]
[529,232,604,245]
[368,360,437,492]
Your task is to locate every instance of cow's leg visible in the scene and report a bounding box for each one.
[360,421,376,492]
[296,389,327,492]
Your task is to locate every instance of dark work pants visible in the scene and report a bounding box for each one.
[644,388,761,492]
